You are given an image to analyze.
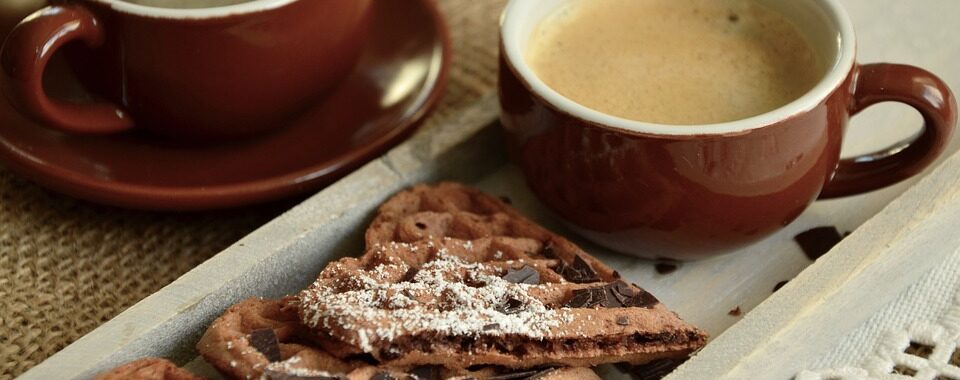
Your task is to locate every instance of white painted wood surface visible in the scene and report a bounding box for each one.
[18,0,960,379]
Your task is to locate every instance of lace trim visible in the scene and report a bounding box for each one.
[798,293,960,380]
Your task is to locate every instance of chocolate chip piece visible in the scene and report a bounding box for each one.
[564,287,606,308]
[415,222,427,229]
[249,328,281,362]
[372,372,396,380]
[407,366,440,380]
[629,358,688,380]
[603,280,636,307]
[400,267,419,283]
[483,323,500,331]
[557,255,600,283]
[626,287,659,308]
[617,316,630,326]
[773,280,789,293]
[795,226,844,261]
[613,270,621,278]
[498,298,525,314]
[728,306,742,317]
[502,265,540,285]
[541,243,558,259]
[654,262,679,275]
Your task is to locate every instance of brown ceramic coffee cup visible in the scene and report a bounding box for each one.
[1,0,372,140]
[499,0,957,260]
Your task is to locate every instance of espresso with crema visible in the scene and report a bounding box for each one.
[527,0,825,125]
[122,0,253,8]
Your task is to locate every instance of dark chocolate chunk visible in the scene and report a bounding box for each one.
[794,226,844,261]
[564,287,606,308]
[557,255,600,283]
[483,323,501,331]
[498,298,525,314]
[629,358,688,380]
[372,372,396,380]
[502,265,540,285]
[400,267,419,283]
[603,280,636,307]
[264,369,341,380]
[249,328,281,362]
[415,222,427,229]
[617,315,630,326]
[654,262,679,275]
[624,288,659,308]
[541,243,557,259]
[613,270,621,278]
[728,307,742,317]
[773,280,789,293]
[407,366,440,380]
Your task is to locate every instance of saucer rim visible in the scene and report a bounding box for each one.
[0,0,451,211]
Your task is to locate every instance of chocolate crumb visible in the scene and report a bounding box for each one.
[773,280,789,293]
[557,255,600,283]
[498,298,525,314]
[565,287,606,308]
[728,307,742,317]
[414,222,427,230]
[624,287,659,308]
[483,323,500,331]
[502,265,540,285]
[795,226,844,261]
[613,270,621,278]
[628,357,688,380]
[400,267,419,283]
[654,262,679,275]
[617,316,630,326]
[728,13,739,22]
[499,195,513,204]
[408,366,440,380]
[541,243,557,259]
[249,328,281,362]
[372,372,396,380]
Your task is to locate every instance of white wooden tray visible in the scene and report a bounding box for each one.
[17,92,960,379]
[19,0,960,378]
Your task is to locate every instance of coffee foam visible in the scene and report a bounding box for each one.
[527,0,825,125]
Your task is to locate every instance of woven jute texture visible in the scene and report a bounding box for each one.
[0,0,505,378]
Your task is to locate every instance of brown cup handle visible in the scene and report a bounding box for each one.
[0,5,134,134]
[820,63,958,198]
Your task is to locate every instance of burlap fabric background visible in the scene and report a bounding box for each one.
[0,1,505,377]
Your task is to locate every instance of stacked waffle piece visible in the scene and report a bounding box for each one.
[104,182,706,380]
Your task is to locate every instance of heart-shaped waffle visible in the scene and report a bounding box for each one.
[197,297,599,380]
[296,183,706,370]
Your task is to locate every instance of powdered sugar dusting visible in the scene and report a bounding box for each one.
[298,244,573,352]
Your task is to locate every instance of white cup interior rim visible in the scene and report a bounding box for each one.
[87,0,298,19]
[499,0,858,136]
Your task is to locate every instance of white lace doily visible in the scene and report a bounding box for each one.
[798,248,960,380]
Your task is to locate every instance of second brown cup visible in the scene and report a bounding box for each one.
[499,0,957,260]
[1,0,372,140]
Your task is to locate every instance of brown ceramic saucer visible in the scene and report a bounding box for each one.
[0,0,450,211]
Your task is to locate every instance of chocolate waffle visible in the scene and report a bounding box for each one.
[198,297,599,380]
[94,358,205,380]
